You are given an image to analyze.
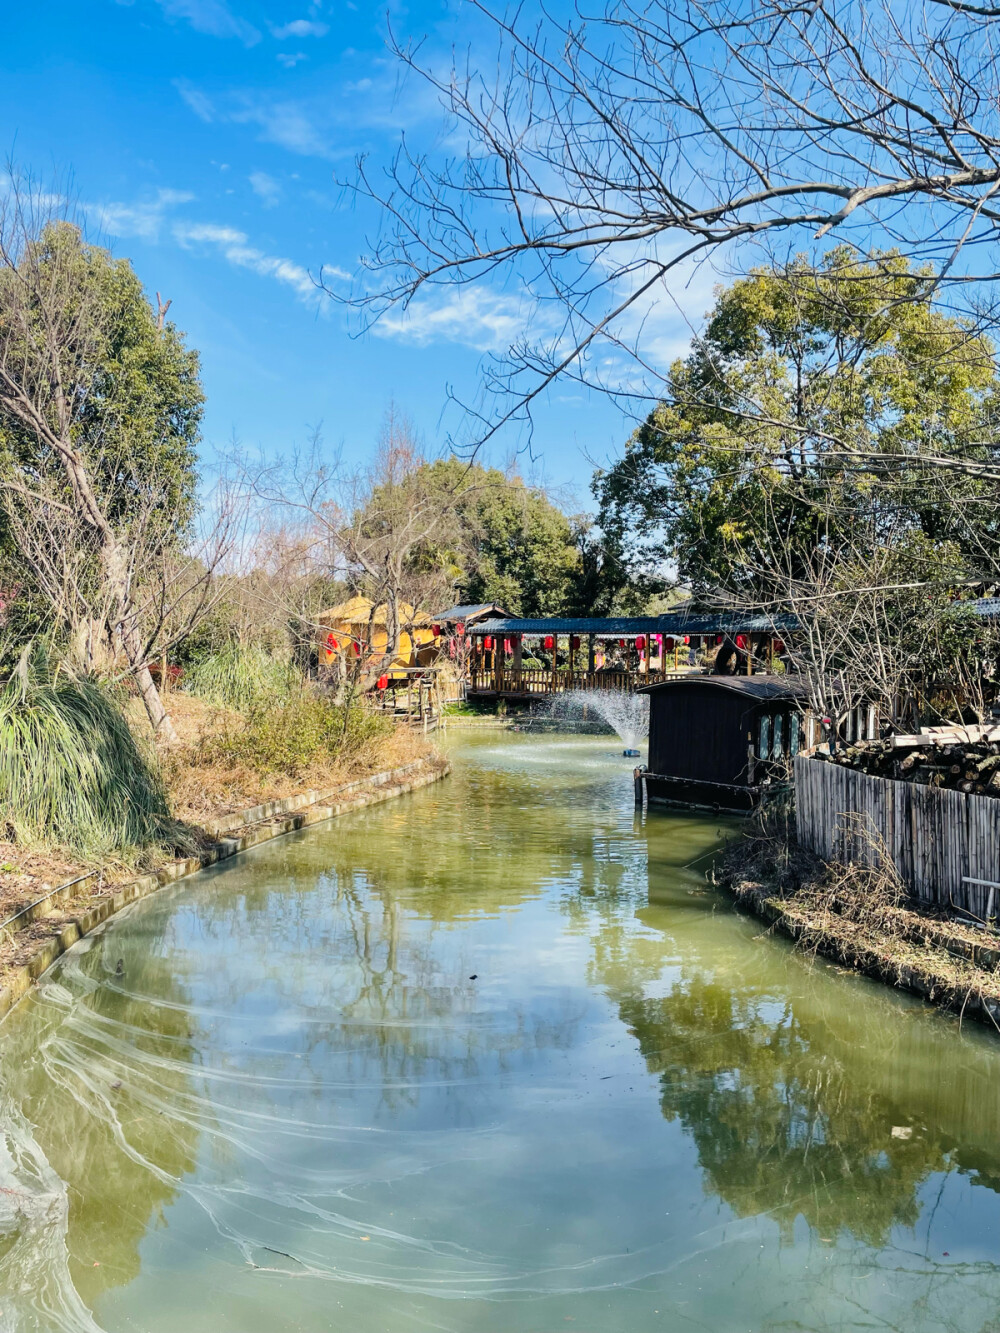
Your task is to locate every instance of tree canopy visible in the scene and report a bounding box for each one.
[0,222,203,535]
[396,459,583,616]
[0,222,204,642]
[595,250,1000,600]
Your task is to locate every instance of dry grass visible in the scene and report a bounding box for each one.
[158,693,433,823]
[0,840,164,926]
[719,805,1000,1022]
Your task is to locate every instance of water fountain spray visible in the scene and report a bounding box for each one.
[548,690,649,755]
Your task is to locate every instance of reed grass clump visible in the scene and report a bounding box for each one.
[0,650,171,855]
[195,691,391,777]
[183,644,299,713]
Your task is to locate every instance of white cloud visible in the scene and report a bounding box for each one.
[173,220,345,301]
[173,71,440,161]
[373,287,529,352]
[176,80,215,122]
[271,18,328,38]
[152,0,260,44]
[90,186,345,307]
[277,51,307,68]
[249,171,281,206]
[230,99,332,156]
[89,188,195,240]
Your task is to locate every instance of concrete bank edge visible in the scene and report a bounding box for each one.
[0,754,451,1024]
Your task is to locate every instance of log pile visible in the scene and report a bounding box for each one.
[819,733,1000,795]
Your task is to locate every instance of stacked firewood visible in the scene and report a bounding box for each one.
[820,733,1000,795]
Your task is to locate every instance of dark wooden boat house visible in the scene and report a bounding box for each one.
[637,676,811,810]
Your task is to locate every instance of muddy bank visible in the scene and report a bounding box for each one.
[716,823,1000,1032]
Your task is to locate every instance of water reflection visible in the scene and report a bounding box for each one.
[0,919,202,1328]
[1,734,1000,1332]
[591,810,1000,1249]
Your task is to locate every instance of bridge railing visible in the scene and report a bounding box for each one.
[467,667,676,695]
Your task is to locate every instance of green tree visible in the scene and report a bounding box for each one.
[0,204,204,735]
[595,249,1000,599]
[414,459,585,616]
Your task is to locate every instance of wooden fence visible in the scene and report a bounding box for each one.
[794,755,1000,917]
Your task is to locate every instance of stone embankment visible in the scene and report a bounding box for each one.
[0,754,450,1021]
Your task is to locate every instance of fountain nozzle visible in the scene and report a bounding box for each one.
[623,747,640,757]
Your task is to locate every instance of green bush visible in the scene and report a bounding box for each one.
[196,690,391,777]
[183,644,300,713]
[0,648,171,855]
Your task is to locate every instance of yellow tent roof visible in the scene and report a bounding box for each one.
[320,595,374,624]
[319,597,432,628]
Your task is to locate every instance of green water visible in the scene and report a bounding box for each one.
[4,733,1000,1332]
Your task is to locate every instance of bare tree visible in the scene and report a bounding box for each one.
[250,410,466,697]
[350,0,1000,470]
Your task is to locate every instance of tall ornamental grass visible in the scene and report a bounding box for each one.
[0,650,171,855]
[183,644,300,713]
[196,691,391,778]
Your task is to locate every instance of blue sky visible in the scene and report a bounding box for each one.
[1,0,713,507]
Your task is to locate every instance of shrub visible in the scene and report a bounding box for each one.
[0,648,171,855]
[183,644,299,713]
[195,690,391,777]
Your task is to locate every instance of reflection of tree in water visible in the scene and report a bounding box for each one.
[570,864,1000,1251]
[620,977,950,1246]
[0,923,203,1310]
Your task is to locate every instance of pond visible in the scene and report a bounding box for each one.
[3,732,1000,1332]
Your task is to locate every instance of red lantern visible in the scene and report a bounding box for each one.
[619,638,626,649]
[544,635,554,650]
[352,641,360,657]
[432,624,441,637]
[773,639,785,653]
[326,632,336,648]
[456,622,465,636]
[716,635,724,646]
[571,635,581,651]
[664,637,675,652]
[635,635,646,651]
[736,634,747,650]
[377,674,389,690]
[484,636,494,650]
[683,635,690,645]
[504,638,512,655]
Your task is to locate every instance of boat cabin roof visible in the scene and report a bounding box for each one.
[639,675,810,702]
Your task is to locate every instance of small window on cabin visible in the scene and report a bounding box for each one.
[772,713,784,759]
[789,712,801,756]
[758,714,770,758]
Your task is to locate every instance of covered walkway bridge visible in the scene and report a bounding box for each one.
[465,612,793,698]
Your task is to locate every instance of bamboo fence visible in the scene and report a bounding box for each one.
[795,755,1000,916]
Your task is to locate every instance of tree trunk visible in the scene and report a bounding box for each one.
[101,526,179,742]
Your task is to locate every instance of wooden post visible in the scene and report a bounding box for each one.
[513,632,523,690]
[551,635,559,694]
[494,636,503,694]
[569,634,576,688]
[588,634,595,679]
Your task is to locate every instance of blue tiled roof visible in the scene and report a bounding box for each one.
[435,603,511,621]
[468,612,797,636]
